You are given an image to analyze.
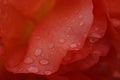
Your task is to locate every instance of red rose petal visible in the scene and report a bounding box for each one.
[62,34,110,65]
[57,36,110,75]
[105,0,120,17]
[0,1,34,49]
[89,0,107,41]
[107,20,120,76]
[61,40,92,65]
[6,0,93,75]
[108,21,120,57]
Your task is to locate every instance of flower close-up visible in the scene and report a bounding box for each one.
[0,0,120,80]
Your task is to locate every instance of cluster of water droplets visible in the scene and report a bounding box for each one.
[39,59,49,65]
[22,13,85,75]
[26,64,52,75]
[22,46,53,75]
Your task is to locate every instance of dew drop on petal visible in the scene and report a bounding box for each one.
[39,59,49,65]
[89,37,99,43]
[80,21,84,26]
[49,43,54,48]
[66,34,70,38]
[70,43,77,48]
[59,38,65,43]
[94,27,99,31]
[70,43,80,50]
[35,36,41,40]
[34,48,42,56]
[44,70,52,75]
[91,33,101,39]
[24,57,34,64]
[68,27,72,30]
[65,17,68,20]
[49,44,55,53]
[27,66,39,73]
[78,15,83,19]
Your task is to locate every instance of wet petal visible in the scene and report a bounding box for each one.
[6,0,93,75]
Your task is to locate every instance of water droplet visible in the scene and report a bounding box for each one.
[27,66,39,73]
[70,43,79,50]
[66,35,70,38]
[59,38,65,43]
[68,27,72,30]
[24,57,34,64]
[91,33,101,39]
[39,59,49,65]
[49,44,55,52]
[49,44,54,48]
[35,36,41,40]
[89,37,99,43]
[65,17,68,20]
[95,28,99,31]
[70,43,77,48]
[80,22,84,26]
[34,48,42,56]
[44,70,52,75]
[79,15,83,18]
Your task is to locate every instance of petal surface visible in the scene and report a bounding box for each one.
[6,0,93,75]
